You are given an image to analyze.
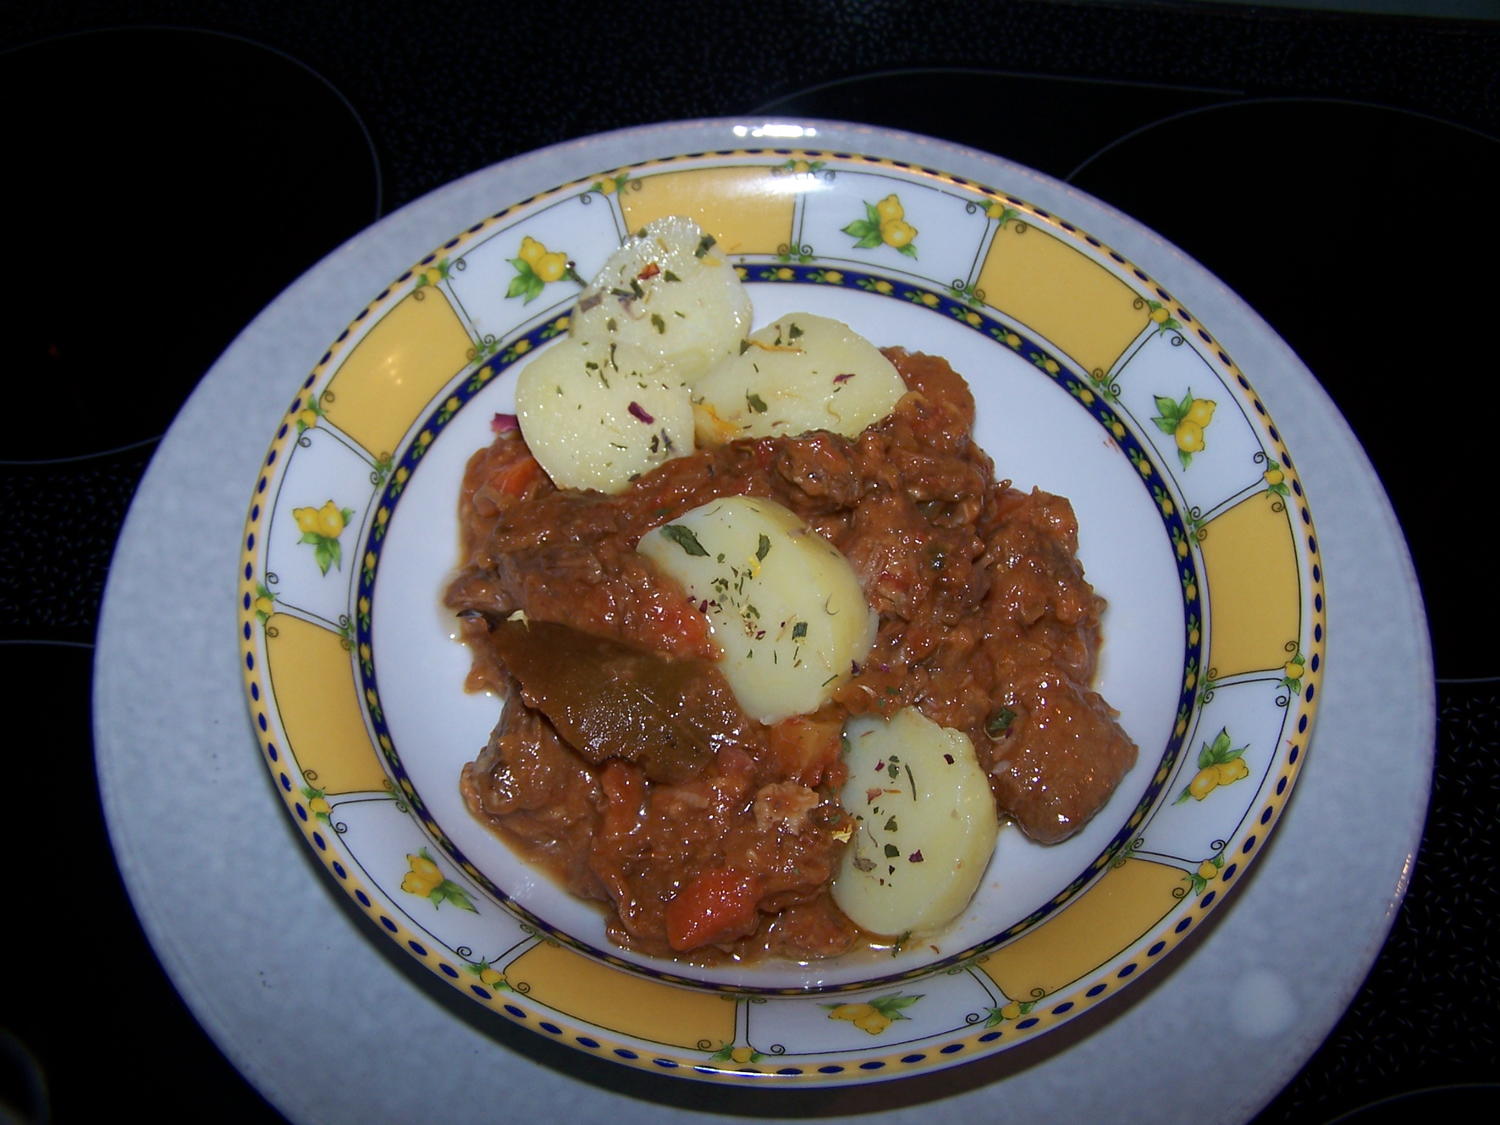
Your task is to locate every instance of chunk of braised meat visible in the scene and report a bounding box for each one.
[459,699,606,902]
[980,663,1138,844]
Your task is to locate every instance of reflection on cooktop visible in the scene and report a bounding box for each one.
[759,74,1496,679]
[0,27,381,462]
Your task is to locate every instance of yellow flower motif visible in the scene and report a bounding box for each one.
[1188,767,1219,800]
[535,252,568,283]
[292,506,321,535]
[315,500,345,539]
[517,236,546,266]
[1175,421,1205,453]
[1214,758,1250,785]
[509,237,572,302]
[825,994,919,1035]
[880,218,916,249]
[827,1002,889,1035]
[401,852,443,897]
[400,848,478,912]
[1176,728,1250,804]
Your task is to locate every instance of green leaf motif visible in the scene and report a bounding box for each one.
[506,258,545,304]
[1152,395,1186,433]
[432,881,478,913]
[870,993,922,1020]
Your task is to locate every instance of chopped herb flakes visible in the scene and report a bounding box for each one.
[986,708,1017,737]
[660,524,709,556]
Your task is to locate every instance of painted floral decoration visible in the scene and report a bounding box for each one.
[844,194,918,257]
[823,993,921,1035]
[507,236,579,304]
[1152,390,1217,469]
[400,848,476,912]
[1175,727,1250,803]
[292,500,354,575]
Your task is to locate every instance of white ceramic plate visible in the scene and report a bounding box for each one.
[236,145,1324,1083]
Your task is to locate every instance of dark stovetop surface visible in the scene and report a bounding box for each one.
[2,3,1495,1122]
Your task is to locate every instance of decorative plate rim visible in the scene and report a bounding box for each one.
[237,144,1324,1085]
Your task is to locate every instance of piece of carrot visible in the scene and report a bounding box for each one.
[664,868,763,952]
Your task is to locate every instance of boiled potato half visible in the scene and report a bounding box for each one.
[571,216,752,384]
[636,495,876,724]
[693,313,906,445]
[513,334,694,494]
[832,708,998,938]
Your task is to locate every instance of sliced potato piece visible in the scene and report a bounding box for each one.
[832,708,998,938]
[513,334,693,494]
[571,216,752,384]
[692,313,906,445]
[637,495,876,724]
